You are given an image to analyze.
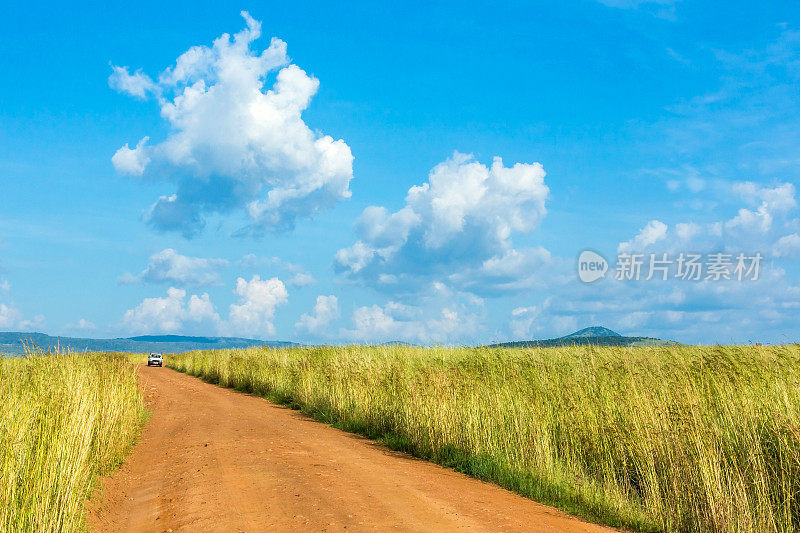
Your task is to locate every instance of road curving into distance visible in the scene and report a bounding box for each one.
[88,365,616,532]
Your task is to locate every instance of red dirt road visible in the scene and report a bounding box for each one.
[88,366,615,532]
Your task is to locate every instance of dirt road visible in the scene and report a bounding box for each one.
[88,366,615,532]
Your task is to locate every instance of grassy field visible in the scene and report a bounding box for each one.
[169,344,800,532]
[0,352,147,532]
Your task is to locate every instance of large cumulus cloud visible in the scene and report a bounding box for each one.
[121,287,221,334]
[294,294,339,337]
[226,275,288,337]
[335,152,551,295]
[110,12,353,237]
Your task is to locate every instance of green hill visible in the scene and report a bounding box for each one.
[0,332,297,356]
[489,326,679,348]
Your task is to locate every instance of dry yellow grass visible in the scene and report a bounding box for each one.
[170,344,800,532]
[0,352,147,532]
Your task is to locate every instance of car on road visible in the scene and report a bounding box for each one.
[147,353,163,367]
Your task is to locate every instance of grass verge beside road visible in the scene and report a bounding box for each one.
[170,344,800,532]
[0,352,147,532]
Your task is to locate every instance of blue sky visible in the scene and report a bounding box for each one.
[2,0,800,344]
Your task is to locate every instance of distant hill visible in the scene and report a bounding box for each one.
[562,326,621,338]
[0,332,297,356]
[489,326,678,348]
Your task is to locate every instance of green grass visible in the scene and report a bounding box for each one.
[0,351,147,532]
[168,344,800,532]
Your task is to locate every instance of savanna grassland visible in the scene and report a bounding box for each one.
[169,344,800,533]
[0,352,147,532]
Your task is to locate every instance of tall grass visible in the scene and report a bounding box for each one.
[0,352,147,532]
[169,344,800,532]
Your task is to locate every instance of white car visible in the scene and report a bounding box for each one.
[147,353,163,367]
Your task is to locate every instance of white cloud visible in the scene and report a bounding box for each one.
[187,293,218,324]
[504,299,592,341]
[287,272,316,287]
[110,11,354,237]
[0,282,44,331]
[111,137,150,176]
[726,207,773,234]
[449,247,555,295]
[295,295,339,336]
[344,302,480,345]
[617,182,798,256]
[239,253,280,270]
[728,182,797,235]
[618,220,668,253]
[521,266,800,344]
[643,165,708,195]
[342,287,484,344]
[226,276,288,337]
[66,318,97,332]
[121,287,221,334]
[737,181,797,209]
[237,254,314,287]
[108,66,158,99]
[774,233,800,258]
[120,275,287,337]
[76,318,96,330]
[530,182,800,344]
[0,303,44,331]
[335,151,550,295]
[347,303,404,341]
[674,222,701,241]
[510,304,544,339]
[119,248,228,286]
